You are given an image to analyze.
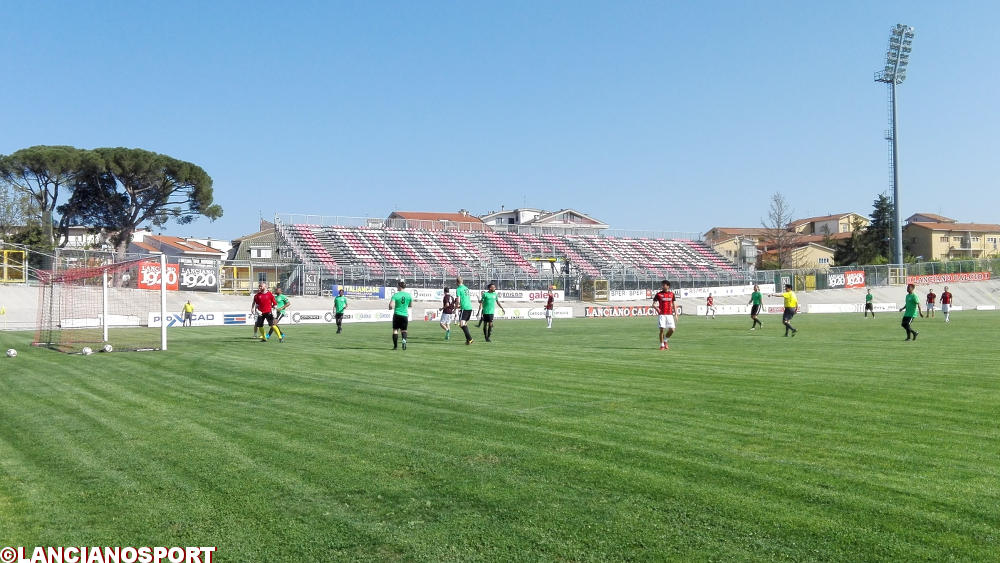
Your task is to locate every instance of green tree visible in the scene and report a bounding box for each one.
[0,183,40,235]
[0,146,88,246]
[57,167,129,248]
[833,217,868,265]
[862,193,894,263]
[832,194,895,265]
[65,148,222,256]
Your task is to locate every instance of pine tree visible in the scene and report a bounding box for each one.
[861,194,894,264]
[832,194,895,266]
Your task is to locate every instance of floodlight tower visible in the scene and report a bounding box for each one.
[875,24,915,265]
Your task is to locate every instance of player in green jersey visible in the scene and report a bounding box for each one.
[455,276,475,344]
[333,289,348,333]
[864,289,875,318]
[477,283,506,342]
[389,280,413,350]
[747,285,763,330]
[899,283,923,341]
[269,287,291,338]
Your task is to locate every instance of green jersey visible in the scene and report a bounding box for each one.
[750,291,762,305]
[334,295,348,313]
[481,291,499,315]
[391,291,412,316]
[865,293,873,303]
[456,284,472,310]
[904,293,919,317]
[275,294,289,312]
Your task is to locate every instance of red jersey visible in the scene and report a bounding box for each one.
[940,291,952,304]
[706,296,714,306]
[653,290,675,315]
[253,291,277,314]
[926,292,936,303]
[545,293,554,310]
[442,294,456,314]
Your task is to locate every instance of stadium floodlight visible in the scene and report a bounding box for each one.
[875,24,915,265]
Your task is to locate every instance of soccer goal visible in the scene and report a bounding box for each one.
[34,254,168,353]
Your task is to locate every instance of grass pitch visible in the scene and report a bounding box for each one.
[2,312,1000,561]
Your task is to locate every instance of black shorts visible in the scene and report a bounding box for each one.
[902,316,914,329]
[481,313,494,323]
[865,302,874,311]
[392,314,409,330]
[750,305,761,316]
[335,312,344,320]
[782,307,796,322]
[274,311,285,323]
[460,309,473,322]
[255,312,275,327]
[184,312,193,320]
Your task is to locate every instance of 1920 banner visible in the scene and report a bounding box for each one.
[178,258,220,292]
[135,260,217,292]
[905,272,990,285]
[828,270,866,289]
[136,261,179,291]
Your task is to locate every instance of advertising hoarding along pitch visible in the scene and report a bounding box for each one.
[905,272,990,285]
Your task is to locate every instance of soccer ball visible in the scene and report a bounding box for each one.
[81,347,93,356]
[102,344,113,353]
[5,349,16,358]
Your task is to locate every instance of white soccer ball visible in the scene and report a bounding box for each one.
[102,344,113,353]
[81,347,93,356]
[5,348,16,358]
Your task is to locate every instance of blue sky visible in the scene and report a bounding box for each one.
[2,1,997,239]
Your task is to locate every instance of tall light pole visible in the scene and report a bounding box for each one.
[875,24,915,265]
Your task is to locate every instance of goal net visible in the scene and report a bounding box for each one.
[34,256,167,353]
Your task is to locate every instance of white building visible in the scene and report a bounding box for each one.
[479,207,608,234]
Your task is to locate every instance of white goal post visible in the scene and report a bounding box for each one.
[34,253,169,353]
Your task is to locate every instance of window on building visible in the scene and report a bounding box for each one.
[952,236,962,242]
[507,217,515,224]
[940,236,949,243]
[818,257,830,264]
[987,237,998,243]
[971,236,981,242]
[250,247,272,259]
[257,272,266,283]
[841,224,849,232]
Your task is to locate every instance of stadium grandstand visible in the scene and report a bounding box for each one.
[273,211,744,292]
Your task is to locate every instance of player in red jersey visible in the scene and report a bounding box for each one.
[251,282,283,342]
[925,288,937,318]
[705,294,716,319]
[545,285,555,329]
[653,280,677,350]
[940,286,953,323]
